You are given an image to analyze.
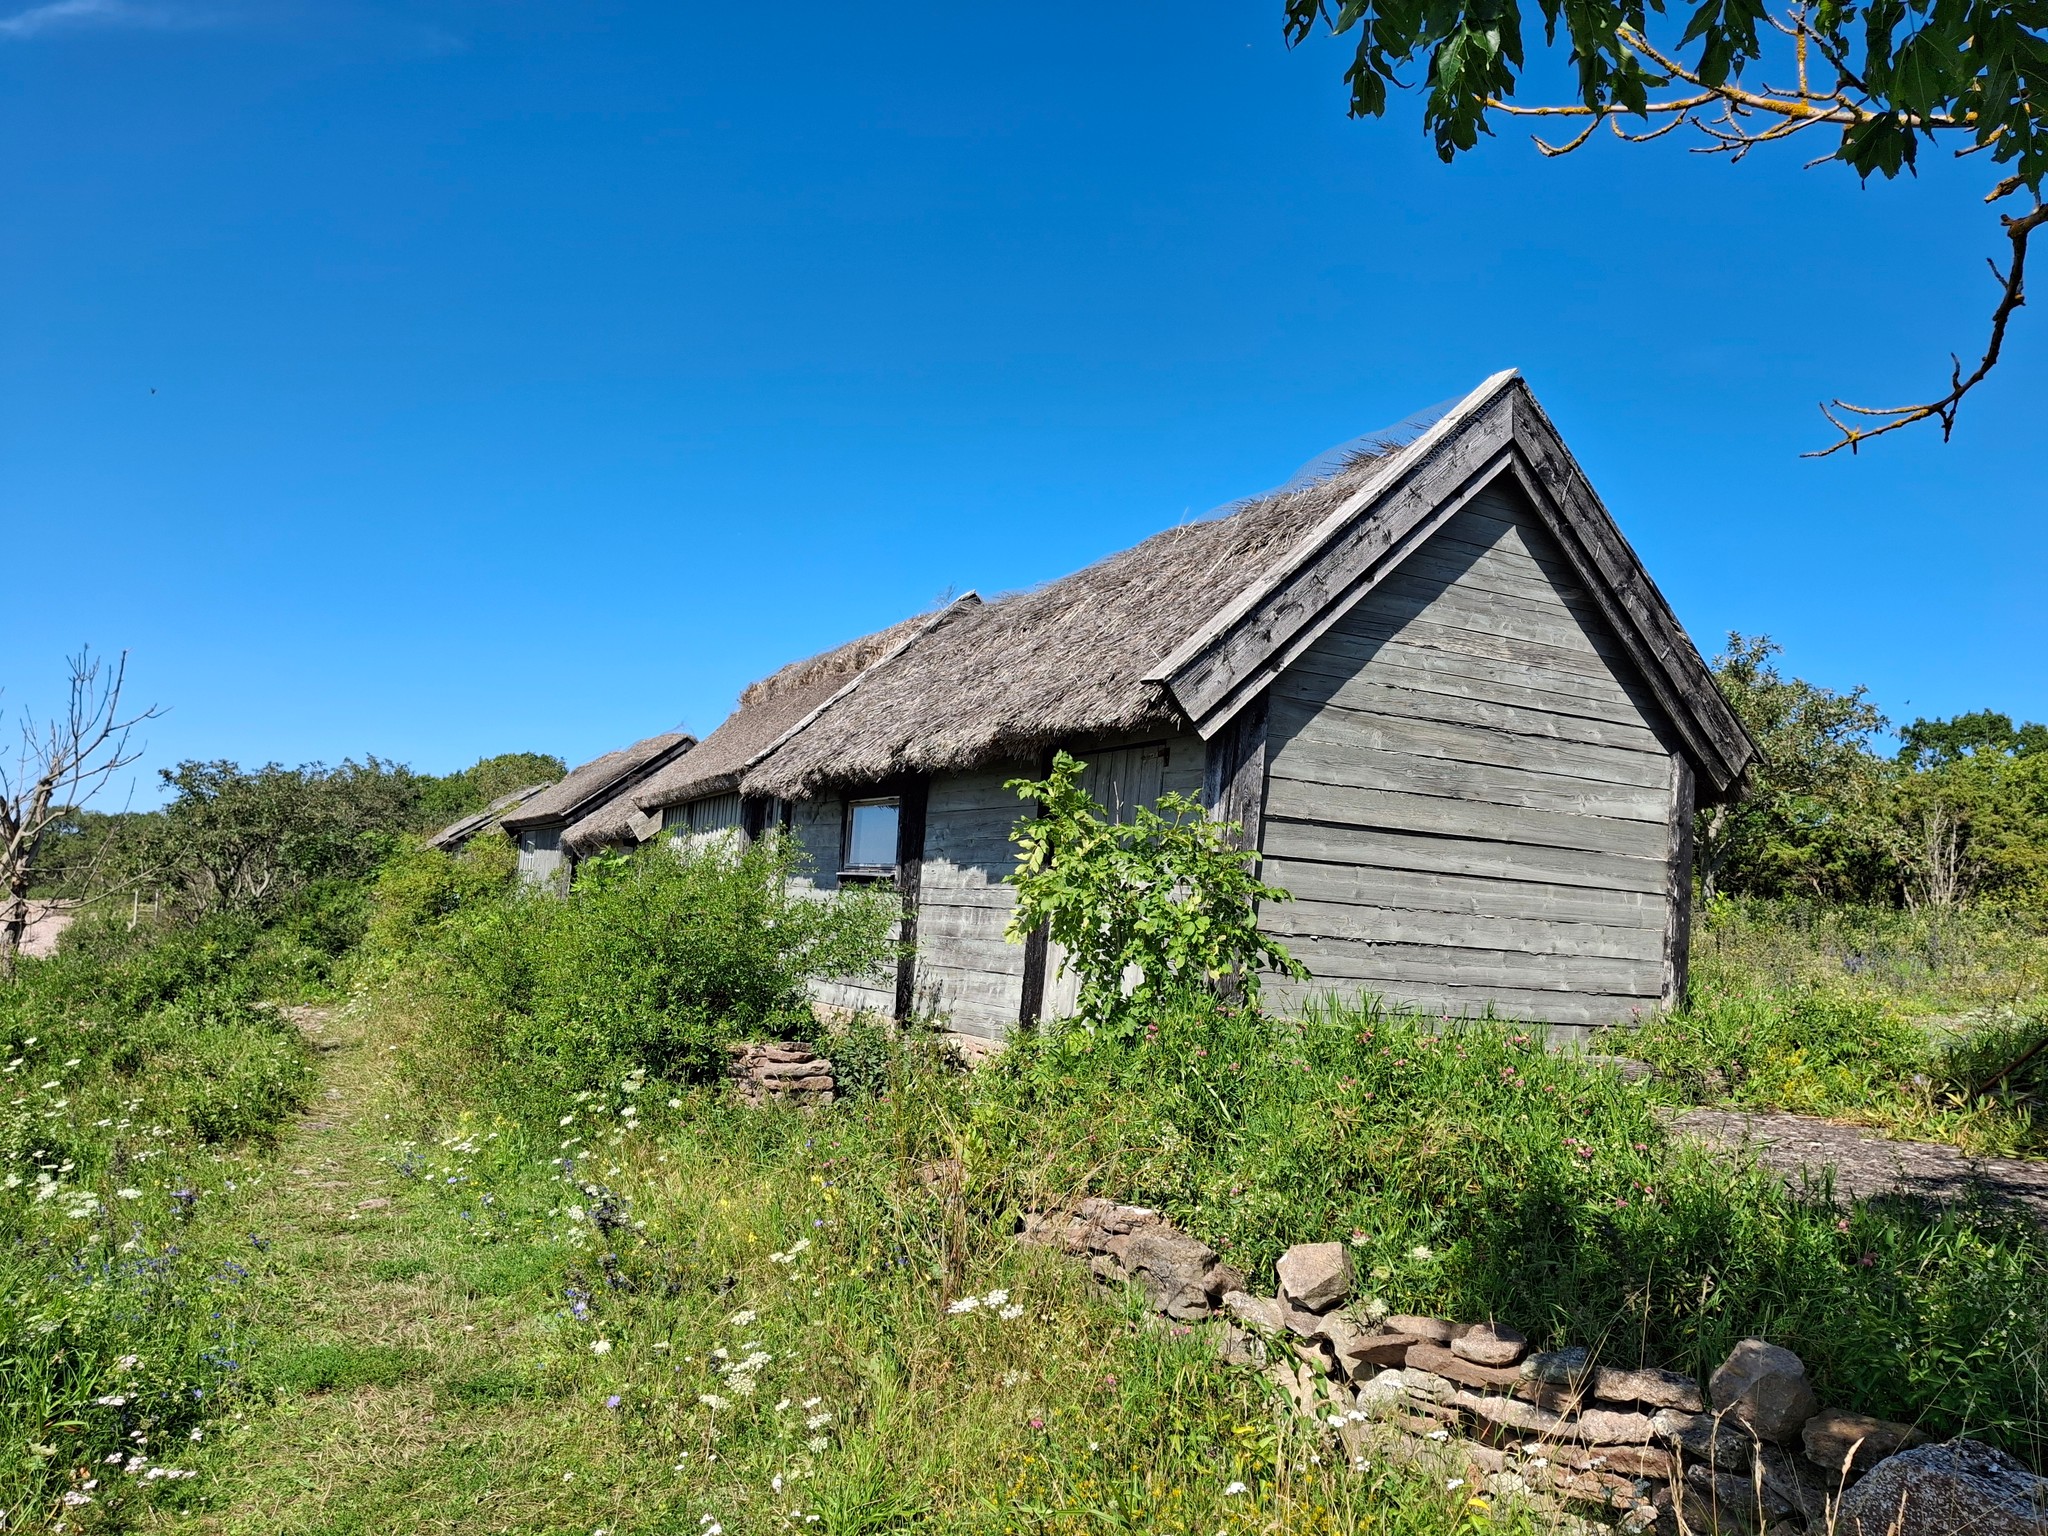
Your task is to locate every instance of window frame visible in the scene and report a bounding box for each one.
[840,795,902,878]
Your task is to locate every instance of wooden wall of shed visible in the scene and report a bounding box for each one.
[515,827,569,892]
[910,765,1032,1040]
[1258,480,1681,1034]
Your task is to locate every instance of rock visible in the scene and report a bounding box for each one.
[1686,1464,1793,1531]
[1398,1367,1455,1404]
[1344,1331,1426,1373]
[1220,1291,1286,1335]
[1213,1324,1268,1368]
[1563,1444,1679,1481]
[1593,1364,1705,1413]
[1801,1407,1928,1479]
[1574,1408,1659,1445]
[1276,1243,1353,1313]
[1521,1346,1594,1387]
[1709,1339,1819,1443]
[1405,1342,1524,1391]
[1450,1321,1528,1367]
[1106,1226,1231,1320]
[1356,1368,1409,1417]
[1385,1313,1456,1343]
[1653,1409,1756,1472]
[1264,1358,1322,1418]
[1455,1389,1563,1438]
[1835,1440,2048,1536]
[915,1157,963,1191]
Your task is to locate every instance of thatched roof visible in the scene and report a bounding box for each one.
[499,732,695,832]
[561,796,663,858]
[630,604,974,817]
[427,781,556,851]
[741,451,1400,800]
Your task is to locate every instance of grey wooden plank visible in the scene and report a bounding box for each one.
[1663,753,1696,1008]
[1270,690,1667,786]
[1275,936,1661,996]
[914,880,1019,908]
[1260,856,1668,930]
[1262,973,1650,1029]
[1290,620,1652,717]
[1264,781,1669,859]
[1261,819,1668,894]
[1263,902,1666,963]
[1273,664,1667,754]
[1268,715,1673,814]
[1368,566,1636,667]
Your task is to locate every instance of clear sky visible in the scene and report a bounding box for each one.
[4,1,2042,798]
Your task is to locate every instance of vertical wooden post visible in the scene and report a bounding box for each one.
[1015,749,1056,1030]
[1203,692,1271,858]
[1662,754,1697,1010]
[893,776,929,1023]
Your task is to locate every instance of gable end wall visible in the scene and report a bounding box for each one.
[1257,478,1683,1034]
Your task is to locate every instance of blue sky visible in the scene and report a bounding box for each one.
[3,0,2042,798]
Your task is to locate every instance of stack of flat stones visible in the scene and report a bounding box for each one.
[1201,1240,2047,1535]
[726,1042,836,1107]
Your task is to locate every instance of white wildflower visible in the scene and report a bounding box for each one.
[1446,1478,1464,1491]
[93,1395,129,1407]
[802,1396,821,1408]
[998,1304,1024,1320]
[1409,1245,1435,1262]
[698,1394,728,1410]
[806,1435,829,1452]
[774,1398,791,1412]
[116,1189,142,1201]
[727,1309,757,1326]
[590,1339,612,1355]
[983,1289,1009,1306]
[1427,1429,1449,1442]
[1223,1481,1248,1496]
[946,1296,980,1315]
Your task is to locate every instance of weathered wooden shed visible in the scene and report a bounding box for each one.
[428,781,559,854]
[670,374,1754,1040]
[499,732,695,889]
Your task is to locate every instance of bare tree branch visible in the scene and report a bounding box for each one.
[1,648,161,974]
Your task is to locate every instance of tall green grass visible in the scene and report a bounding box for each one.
[0,910,317,1524]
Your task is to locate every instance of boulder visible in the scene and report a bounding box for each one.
[1385,1313,1457,1343]
[1562,1444,1678,1481]
[1450,1320,1528,1367]
[1801,1407,1928,1479]
[1593,1364,1705,1413]
[1397,1367,1455,1404]
[1275,1243,1353,1313]
[1212,1324,1268,1368]
[1356,1368,1410,1417]
[1686,1463,1795,1528]
[1709,1339,1819,1442]
[1520,1346,1593,1388]
[1835,1440,2048,1536]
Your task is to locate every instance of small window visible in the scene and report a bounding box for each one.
[844,798,900,870]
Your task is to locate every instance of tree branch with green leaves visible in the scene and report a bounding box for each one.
[1004,752,1306,1038]
[1285,0,2046,453]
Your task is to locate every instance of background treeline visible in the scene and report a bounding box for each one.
[1701,634,2048,910]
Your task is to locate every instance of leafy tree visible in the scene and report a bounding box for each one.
[137,758,424,915]
[1898,711,2048,769]
[413,751,565,831]
[1004,752,1306,1037]
[1285,0,2046,451]
[1696,634,1890,900]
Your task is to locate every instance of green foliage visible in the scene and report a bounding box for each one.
[363,836,518,961]
[975,997,2047,1456]
[1696,633,1891,901]
[1004,752,1306,1038]
[402,834,899,1112]
[1282,0,2047,191]
[411,751,566,831]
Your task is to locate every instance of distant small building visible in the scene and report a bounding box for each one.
[630,373,1755,1041]
[427,782,559,854]
[499,733,695,889]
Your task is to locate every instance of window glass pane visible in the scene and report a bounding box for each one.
[847,801,900,868]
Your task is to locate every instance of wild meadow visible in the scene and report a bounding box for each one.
[0,689,2043,1532]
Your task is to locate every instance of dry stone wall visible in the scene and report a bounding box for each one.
[1022,1200,2048,1535]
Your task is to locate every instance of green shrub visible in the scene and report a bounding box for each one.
[363,836,517,960]
[426,834,897,1114]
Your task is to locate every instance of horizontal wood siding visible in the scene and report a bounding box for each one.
[1261,484,1678,1032]
[913,766,1031,1040]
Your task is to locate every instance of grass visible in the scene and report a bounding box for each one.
[117,991,1537,1536]
[1618,898,2048,1155]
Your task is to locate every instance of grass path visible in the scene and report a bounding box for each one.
[141,1000,625,1536]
